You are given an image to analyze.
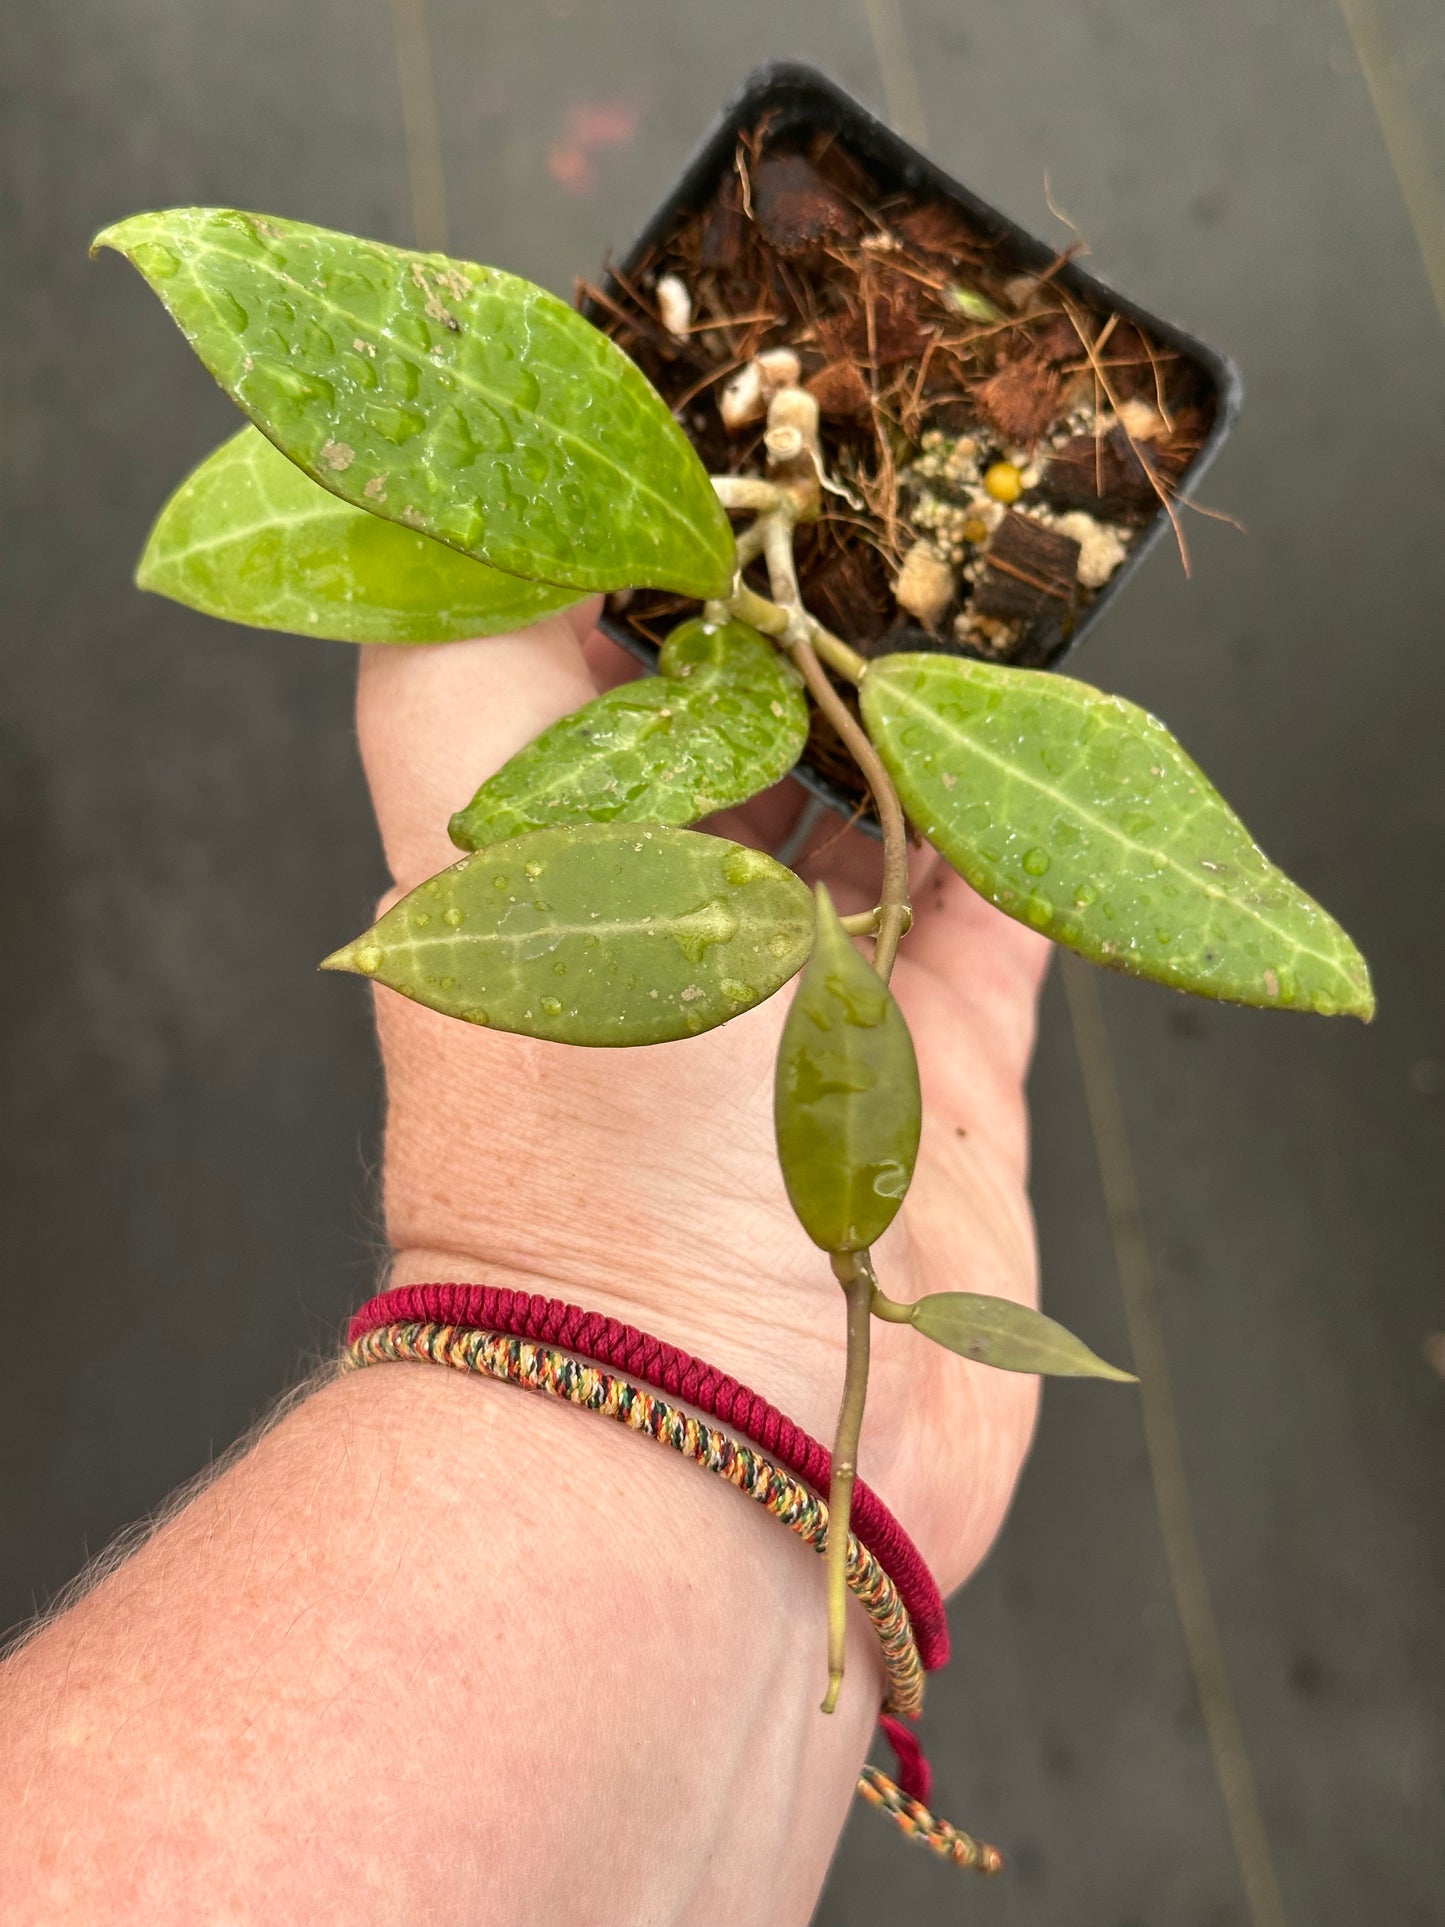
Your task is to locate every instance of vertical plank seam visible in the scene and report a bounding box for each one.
[866,5,1291,1907]
[1062,956,1290,1927]
[1336,0,1445,331]
[386,0,450,252]
[859,0,928,145]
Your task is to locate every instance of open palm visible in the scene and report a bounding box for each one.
[356,604,1050,1596]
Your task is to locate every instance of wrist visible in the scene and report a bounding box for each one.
[380,1242,850,1462]
[1,1353,882,1927]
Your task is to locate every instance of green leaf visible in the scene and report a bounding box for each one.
[909,1292,1136,1381]
[861,654,1374,1020]
[321,822,812,1045]
[774,885,921,1252]
[449,618,808,849]
[94,208,735,598]
[137,428,581,643]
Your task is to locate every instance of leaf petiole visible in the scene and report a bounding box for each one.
[712,474,787,514]
[838,905,914,938]
[868,1284,917,1325]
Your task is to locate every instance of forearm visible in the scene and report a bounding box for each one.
[0,1355,881,1926]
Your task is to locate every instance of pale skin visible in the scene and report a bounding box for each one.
[0,602,1049,1925]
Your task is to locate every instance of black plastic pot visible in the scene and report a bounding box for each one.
[589,60,1242,829]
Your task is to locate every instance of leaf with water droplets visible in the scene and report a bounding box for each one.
[94,208,735,598]
[774,886,921,1252]
[321,822,813,1046]
[449,618,808,848]
[861,654,1374,1019]
[137,428,581,642]
[908,1291,1136,1381]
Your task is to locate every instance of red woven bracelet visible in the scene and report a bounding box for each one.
[346,1284,963,1819]
[348,1282,949,1674]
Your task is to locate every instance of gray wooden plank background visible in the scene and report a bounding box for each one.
[2,3,1441,1921]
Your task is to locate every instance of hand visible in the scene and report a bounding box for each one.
[357,607,1050,1596]
[0,610,1054,1927]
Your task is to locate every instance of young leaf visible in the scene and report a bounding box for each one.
[908,1291,1136,1380]
[93,208,735,598]
[138,428,580,642]
[861,654,1374,1020]
[449,617,808,849]
[321,822,813,1046]
[774,885,921,1252]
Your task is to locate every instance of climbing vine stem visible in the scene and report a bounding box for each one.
[712,466,917,1710]
[823,1247,876,1713]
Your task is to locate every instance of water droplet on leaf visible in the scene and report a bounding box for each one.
[671,896,739,964]
[721,847,774,887]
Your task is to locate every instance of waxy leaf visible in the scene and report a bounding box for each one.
[321,822,813,1046]
[449,618,808,849]
[909,1291,1136,1381]
[94,208,735,598]
[774,886,921,1252]
[861,654,1374,1019]
[138,428,580,642]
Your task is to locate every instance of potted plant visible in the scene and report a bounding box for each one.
[92,58,1369,1866]
[580,64,1241,821]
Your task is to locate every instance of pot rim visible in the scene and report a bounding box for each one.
[589,59,1244,835]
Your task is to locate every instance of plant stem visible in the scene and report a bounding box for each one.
[759,507,808,626]
[711,475,785,514]
[728,580,791,639]
[712,496,915,1720]
[802,622,869,688]
[733,572,866,684]
[823,1248,874,1714]
[732,517,770,572]
[748,510,910,979]
[712,515,867,683]
[839,904,913,938]
[868,1283,917,1324]
[784,635,911,983]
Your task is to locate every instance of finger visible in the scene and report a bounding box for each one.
[901,865,1053,1087]
[794,811,943,920]
[356,605,601,891]
[580,623,645,693]
[701,773,811,856]
[905,862,1052,996]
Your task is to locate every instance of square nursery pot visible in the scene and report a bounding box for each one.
[584,60,1241,830]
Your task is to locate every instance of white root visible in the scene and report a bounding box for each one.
[1051,511,1131,589]
[719,347,804,432]
[655,274,692,343]
[756,346,802,393]
[893,541,956,627]
[720,361,765,431]
[1111,397,1166,443]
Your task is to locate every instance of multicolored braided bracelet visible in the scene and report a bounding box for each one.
[343,1286,1003,1875]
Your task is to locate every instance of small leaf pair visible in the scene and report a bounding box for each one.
[773,890,1130,1380]
[96,207,736,625]
[139,427,581,642]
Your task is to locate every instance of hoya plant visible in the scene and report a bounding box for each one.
[96,209,1373,1710]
